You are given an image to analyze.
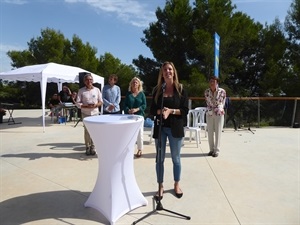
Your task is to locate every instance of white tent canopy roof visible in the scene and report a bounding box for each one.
[0,62,103,84]
[0,62,104,132]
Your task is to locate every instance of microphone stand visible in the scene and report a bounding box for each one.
[132,84,191,225]
[73,118,82,128]
[73,109,82,128]
[236,98,255,134]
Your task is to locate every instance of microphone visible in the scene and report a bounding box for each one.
[161,82,166,90]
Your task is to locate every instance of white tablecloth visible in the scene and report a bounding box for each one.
[83,114,148,225]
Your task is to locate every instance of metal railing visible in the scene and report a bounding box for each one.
[187,97,300,128]
[120,96,300,128]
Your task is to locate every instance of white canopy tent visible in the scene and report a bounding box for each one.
[0,62,104,132]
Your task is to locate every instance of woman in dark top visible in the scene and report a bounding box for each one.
[150,61,189,200]
[58,85,72,102]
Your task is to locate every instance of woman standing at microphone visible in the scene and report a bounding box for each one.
[150,61,189,199]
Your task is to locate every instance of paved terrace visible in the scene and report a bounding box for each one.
[0,109,299,225]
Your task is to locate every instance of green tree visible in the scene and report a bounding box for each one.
[133,55,161,95]
[284,0,300,97]
[28,27,67,64]
[138,0,264,97]
[191,0,235,77]
[69,35,99,72]
[98,52,138,94]
[142,0,194,81]
[6,50,36,68]
[258,19,290,97]
[136,0,297,99]
[7,27,67,68]
[3,28,140,107]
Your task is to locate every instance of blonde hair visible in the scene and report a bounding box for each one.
[154,61,182,103]
[128,77,144,92]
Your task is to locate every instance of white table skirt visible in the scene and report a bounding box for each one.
[83,114,148,225]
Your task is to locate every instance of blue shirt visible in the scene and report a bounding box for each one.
[102,84,121,113]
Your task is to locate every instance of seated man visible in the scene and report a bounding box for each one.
[48,93,62,118]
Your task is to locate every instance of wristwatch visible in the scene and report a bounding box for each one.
[173,109,176,115]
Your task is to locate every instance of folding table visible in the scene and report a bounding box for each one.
[0,103,22,125]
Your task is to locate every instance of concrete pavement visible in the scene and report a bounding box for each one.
[0,109,299,225]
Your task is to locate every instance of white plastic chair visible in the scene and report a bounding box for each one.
[184,109,201,148]
[194,107,207,137]
[149,116,169,145]
[146,117,155,144]
[149,123,154,144]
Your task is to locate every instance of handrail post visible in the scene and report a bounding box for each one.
[291,99,297,128]
[257,98,260,128]
[188,99,192,110]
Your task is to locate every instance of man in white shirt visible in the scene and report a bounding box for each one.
[77,73,103,156]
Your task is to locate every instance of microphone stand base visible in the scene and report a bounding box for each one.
[132,198,191,225]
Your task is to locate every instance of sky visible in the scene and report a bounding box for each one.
[0,0,294,73]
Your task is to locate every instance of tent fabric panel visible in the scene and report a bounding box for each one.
[0,62,105,132]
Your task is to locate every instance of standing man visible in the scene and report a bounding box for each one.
[102,74,121,114]
[76,73,103,156]
[204,76,226,157]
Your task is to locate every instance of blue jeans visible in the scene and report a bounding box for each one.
[155,127,183,183]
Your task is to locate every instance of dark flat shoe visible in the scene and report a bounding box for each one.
[174,188,183,199]
[85,147,90,156]
[208,151,214,156]
[154,188,164,200]
[135,150,142,158]
[90,149,96,155]
[89,146,96,155]
[212,152,219,157]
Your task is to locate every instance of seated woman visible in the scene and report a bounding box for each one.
[48,93,62,118]
[58,85,72,103]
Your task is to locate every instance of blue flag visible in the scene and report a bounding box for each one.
[214,32,220,77]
